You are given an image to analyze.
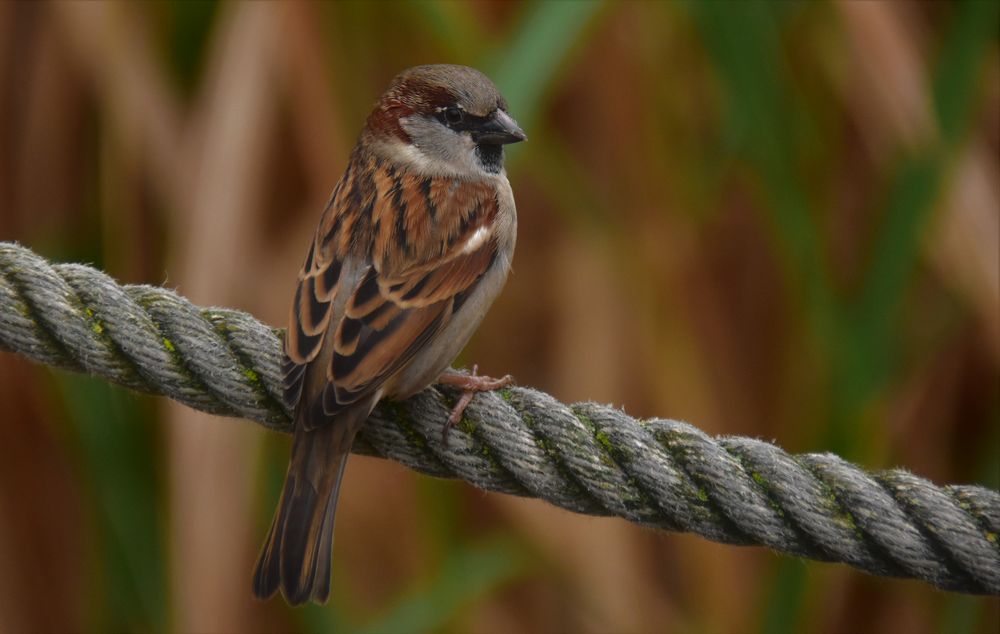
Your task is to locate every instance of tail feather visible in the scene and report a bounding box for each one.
[252,411,360,605]
[251,475,290,600]
[310,460,347,601]
[279,455,345,605]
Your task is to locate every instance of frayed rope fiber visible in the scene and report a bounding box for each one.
[0,241,997,595]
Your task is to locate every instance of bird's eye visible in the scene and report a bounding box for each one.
[444,106,464,125]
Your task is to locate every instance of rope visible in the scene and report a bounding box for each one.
[0,240,997,595]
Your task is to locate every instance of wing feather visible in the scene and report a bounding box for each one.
[284,149,501,430]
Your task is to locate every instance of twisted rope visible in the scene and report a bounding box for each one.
[0,241,997,595]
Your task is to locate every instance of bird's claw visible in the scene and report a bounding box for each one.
[438,365,515,445]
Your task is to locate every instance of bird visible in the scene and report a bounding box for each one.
[252,64,526,606]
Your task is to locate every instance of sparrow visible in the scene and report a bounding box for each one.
[252,64,525,606]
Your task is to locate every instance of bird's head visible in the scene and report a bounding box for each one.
[365,64,526,177]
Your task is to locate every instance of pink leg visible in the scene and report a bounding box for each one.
[437,365,515,444]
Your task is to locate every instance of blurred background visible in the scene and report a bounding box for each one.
[0,1,997,632]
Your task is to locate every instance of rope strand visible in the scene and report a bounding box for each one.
[1,241,997,595]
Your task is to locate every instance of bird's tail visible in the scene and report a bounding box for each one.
[252,416,359,605]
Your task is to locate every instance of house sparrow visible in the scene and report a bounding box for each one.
[252,64,525,605]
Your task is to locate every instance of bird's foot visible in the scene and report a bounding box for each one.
[437,365,515,445]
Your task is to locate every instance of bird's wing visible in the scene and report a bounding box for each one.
[283,153,501,430]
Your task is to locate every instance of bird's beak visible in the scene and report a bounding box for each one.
[472,110,527,145]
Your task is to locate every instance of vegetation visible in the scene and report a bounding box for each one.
[0,2,996,632]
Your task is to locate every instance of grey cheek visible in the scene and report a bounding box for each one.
[399,116,485,175]
[401,116,455,147]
